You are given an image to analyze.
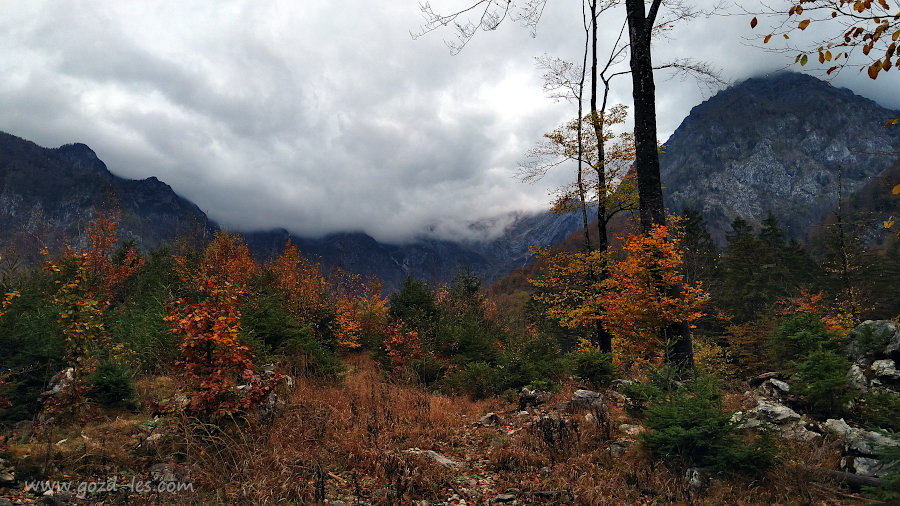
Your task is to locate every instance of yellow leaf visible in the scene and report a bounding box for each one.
[884,217,895,229]
[800,54,809,66]
[892,184,900,195]
[799,19,811,30]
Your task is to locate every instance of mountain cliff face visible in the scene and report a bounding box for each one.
[660,72,900,243]
[0,132,213,261]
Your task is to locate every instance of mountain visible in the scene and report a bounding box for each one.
[660,72,900,243]
[0,132,213,263]
[0,131,584,291]
[243,208,587,292]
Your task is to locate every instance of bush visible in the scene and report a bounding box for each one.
[87,361,137,411]
[408,355,448,386]
[442,362,500,400]
[569,349,614,388]
[770,312,839,372]
[794,348,854,418]
[859,391,900,432]
[638,375,775,474]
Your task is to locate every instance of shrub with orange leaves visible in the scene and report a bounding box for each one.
[779,288,860,335]
[599,225,710,372]
[268,240,331,334]
[43,210,141,370]
[167,232,278,419]
[382,320,423,374]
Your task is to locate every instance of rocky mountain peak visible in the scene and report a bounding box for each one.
[661,72,900,243]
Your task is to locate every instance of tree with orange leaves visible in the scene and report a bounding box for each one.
[600,224,709,371]
[167,232,277,418]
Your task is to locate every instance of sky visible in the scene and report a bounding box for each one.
[1,0,897,244]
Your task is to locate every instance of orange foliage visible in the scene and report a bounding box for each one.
[167,232,277,418]
[268,240,330,331]
[778,288,857,335]
[599,225,710,371]
[382,320,423,373]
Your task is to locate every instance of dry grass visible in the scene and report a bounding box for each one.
[2,354,880,505]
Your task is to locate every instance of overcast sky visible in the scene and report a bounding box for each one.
[1,1,897,243]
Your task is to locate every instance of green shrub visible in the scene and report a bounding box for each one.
[770,312,839,372]
[639,375,775,475]
[87,361,137,411]
[408,355,448,386]
[794,348,854,418]
[569,350,614,388]
[442,362,500,400]
[859,391,900,432]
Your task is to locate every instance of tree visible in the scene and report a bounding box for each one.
[167,232,277,419]
[752,0,900,80]
[599,224,709,373]
[417,0,706,369]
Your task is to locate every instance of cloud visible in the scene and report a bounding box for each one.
[0,0,894,244]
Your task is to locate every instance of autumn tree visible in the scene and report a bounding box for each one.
[599,224,709,373]
[167,232,277,419]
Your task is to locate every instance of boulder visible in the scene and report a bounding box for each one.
[477,412,501,427]
[872,359,900,381]
[846,320,900,362]
[751,400,801,424]
[570,389,606,412]
[519,388,553,410]
[825,418,900,477]
[846,364,869,392]
[404,448,460,467]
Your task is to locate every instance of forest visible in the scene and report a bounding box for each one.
[2,0,900,504]
[0,187,898,504]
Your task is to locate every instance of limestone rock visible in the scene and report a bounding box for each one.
[872,359,900,381]
[570,389,606,412]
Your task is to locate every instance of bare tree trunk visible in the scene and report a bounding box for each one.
[625,0,692,370]
[588,0,612,354]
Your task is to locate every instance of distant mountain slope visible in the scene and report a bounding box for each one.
[0,132,213,262]
[0,131,585,291]
[660,72,900,243]
[243,207,587,292]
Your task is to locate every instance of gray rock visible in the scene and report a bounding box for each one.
[847,364,869,392]
[756,378,791,400]
[609,438,635,457]
[847,320,900,361]
[0,471,14,484]
[0,497,13,506]
[570,389,606,412]
[404,448,460,467]
[493,493,516,503]
[847,456,897,477]
[684,467,714,491]
[478,412,501,427]
[824,418,899,457]
[779,422,821,442]
[872,359,900,381]
[518,388,552,410]
[752,400,801,424]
